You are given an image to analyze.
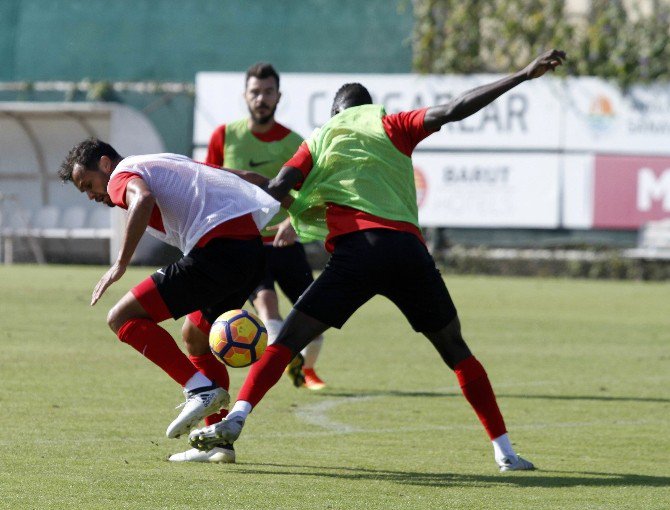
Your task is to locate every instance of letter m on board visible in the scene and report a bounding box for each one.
[637,168,670,211]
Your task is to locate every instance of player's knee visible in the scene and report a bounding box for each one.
[181,321,209,356]
[424,316,471,366]
[253,290,281,321]
[442,316,465,344]
[106,306,124,334]
[107,302,144,335]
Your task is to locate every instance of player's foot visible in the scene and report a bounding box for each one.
[303,368,326,390]
[166,384,230,439]
[189,416,245,451]
[497,455,535,472]
[285,353,305,388]
[168,443,235,463]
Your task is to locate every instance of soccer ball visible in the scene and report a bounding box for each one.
[209,309,268,368]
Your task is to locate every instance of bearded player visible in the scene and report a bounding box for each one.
[58,140,280,463]
[184,62,326,392]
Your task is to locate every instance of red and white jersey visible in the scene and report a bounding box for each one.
[109,153,280,254]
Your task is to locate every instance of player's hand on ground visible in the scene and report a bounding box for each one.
[524,49,566,80]
[91,262,127,305]
[268,218,298,247]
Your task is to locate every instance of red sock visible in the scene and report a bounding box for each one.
[189,353,230,425]
[117,318,197,387]
[237,344,293,407]
[455,356,507,440]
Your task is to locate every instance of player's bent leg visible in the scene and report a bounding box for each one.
[275,308,330,354]
[181,315,210,356]
[252,289,305,385]
[422,316,472,370]
[252,289,281,323]
[107,292,229,439]
[106,291,154,334]
[278,309,331,388]
[252,289,284,344]
[274,242,327,387]
[424,318,535,471]
[182,314,232,425]
[110,291,201,386]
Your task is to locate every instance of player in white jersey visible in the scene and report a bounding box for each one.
[58,138,281,462]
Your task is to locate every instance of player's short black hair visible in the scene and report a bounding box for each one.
[58,138,121,182]
[245,62,280,89]
[330,83,373,116]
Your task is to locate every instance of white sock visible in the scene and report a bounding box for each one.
[301,335,324,369]
[227,400,253,421]
[492,433,517,462]
[183,371,212,392]
[265,319,284,345]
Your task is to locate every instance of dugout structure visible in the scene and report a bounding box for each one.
[0,102,164,264]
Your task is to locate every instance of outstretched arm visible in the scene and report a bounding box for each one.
[91,179,154,305]
[424,49,566,131]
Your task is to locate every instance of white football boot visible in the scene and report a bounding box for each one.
[497,455,536,472]
[168,443,235,463]
[166,385,230,439]
[189,416,245,451]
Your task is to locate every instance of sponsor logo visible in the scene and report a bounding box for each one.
[588,94,616,133]
[637,168,670,211]
[442,165,509,184]
[248,159,272,168]
[593,155,670,229]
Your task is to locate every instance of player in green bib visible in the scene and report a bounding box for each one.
[191,50,566,471]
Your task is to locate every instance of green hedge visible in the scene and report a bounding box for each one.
[441,250,670,280]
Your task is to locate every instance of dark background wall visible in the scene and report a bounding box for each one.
[0,0,412,155]
[0,0,413,82]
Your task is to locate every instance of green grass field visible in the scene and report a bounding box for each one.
[0,265,668,509]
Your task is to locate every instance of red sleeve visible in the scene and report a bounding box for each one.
[205,125,226,167]
[107,172,142,208]
[284,141,314,184]
[381,108,437,157]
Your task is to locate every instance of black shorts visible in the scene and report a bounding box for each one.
[151,237,265,324]
[249,242,314,304]
[294,229,457,332]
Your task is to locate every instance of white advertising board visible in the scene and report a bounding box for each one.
[194,72,564,151]
[413,153,560,228]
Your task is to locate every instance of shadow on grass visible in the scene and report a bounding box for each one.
[319,390,670,404]
[232,463,670,489]
[321,390,458,399]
